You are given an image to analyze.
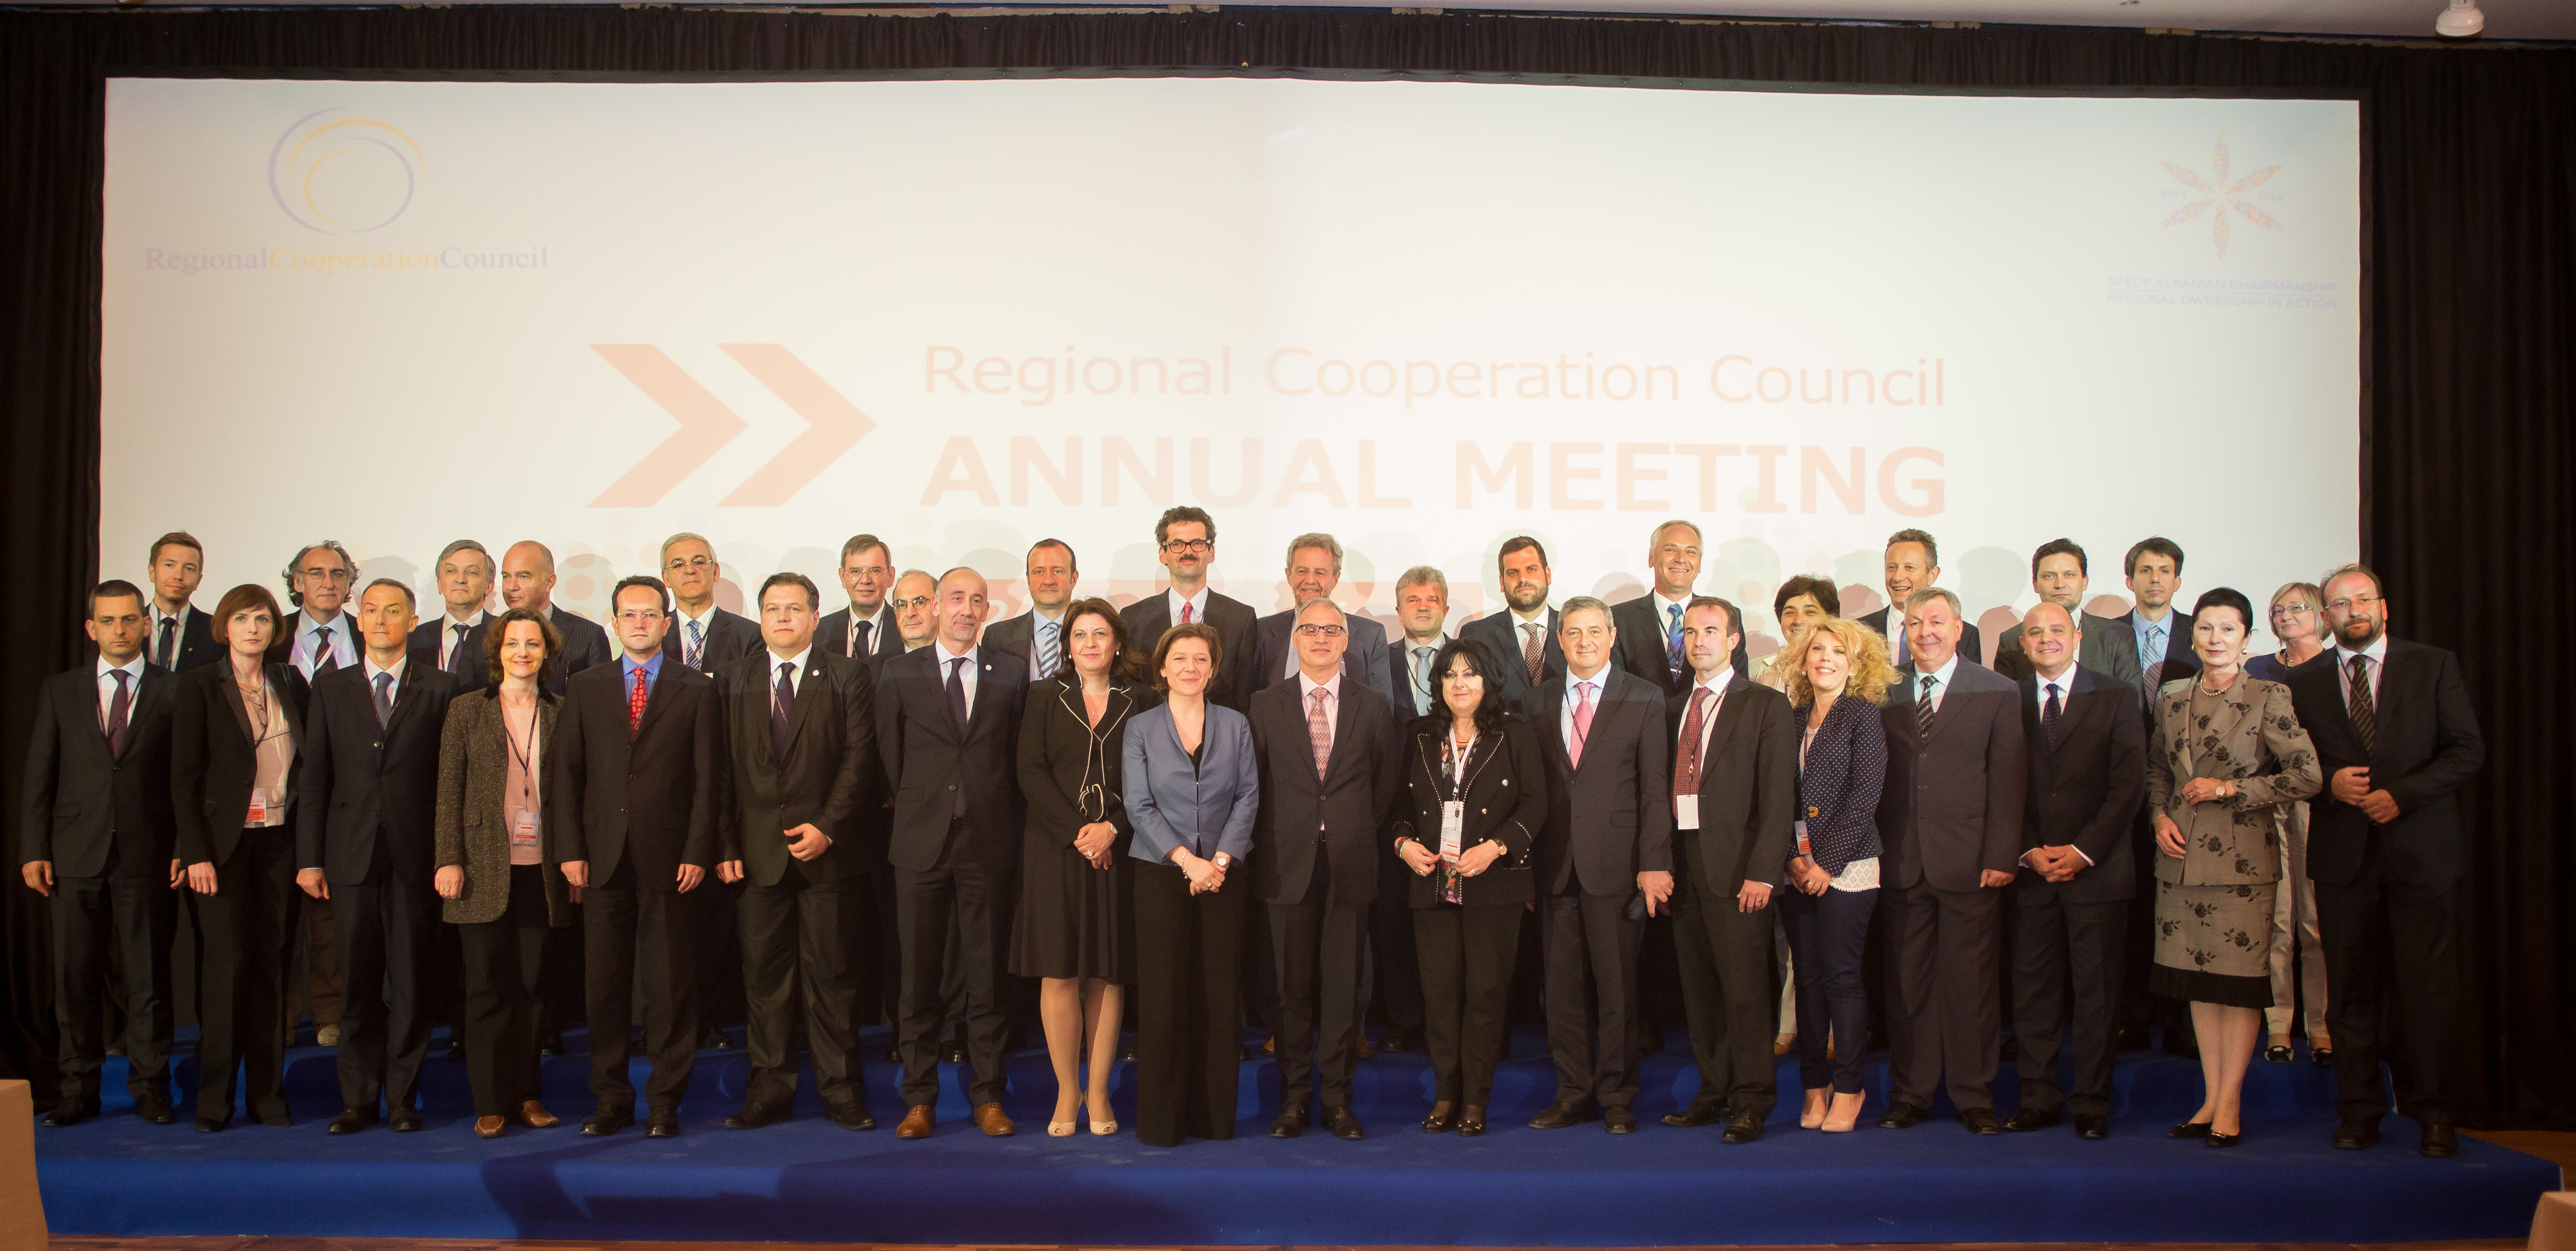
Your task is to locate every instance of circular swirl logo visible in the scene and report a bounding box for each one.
[268,109,425,235]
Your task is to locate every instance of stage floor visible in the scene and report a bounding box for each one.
[32,1026,2557,1245]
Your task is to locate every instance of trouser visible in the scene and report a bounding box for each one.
[1267,851,1367,1111]
[331,838,439,1113]
[1413,902,1518,1106]
[2266,802,2329,1041]
[741,866,864,1110]
[50,857,176,1106]
[1133,860,1245,1147]
[1539,889,1643,1107]
[292,890,341,1033]
[1883,878,2002,1112]
[2009,885,2126,1116]
[585,858,703,1113]
[456,865,552,1117]
[696,874,748,1028]
[1670,843,1781,1119]
[1778,883,1874,1094]
[2315,840,2459,1127]
[1370,853,1425,1033]
[894,838,1011,1107]
[193,827,298,1122]
[864,863,902,1027]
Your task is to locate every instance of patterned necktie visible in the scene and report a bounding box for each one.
[1568,680,1596,767]
[1307,687,1332,780]
[628,665,649,736]
[156,616,176,669]
[2041,681,2063,753]
[1674,687,1710,796]
[1179,600,1193,625]
[1916,674,1939,739]
[104,670,131,757]
[686,619,705,670]
[313,626,339,676]
[1664,604,1685,684]
[1412,646,1436,711]
[372,672,394,728]
[2347,655,2377,755]
[769,661,795,760]
[850,619,872,658]
[2143,623,2167,690]
[1521,622,1544,685]
[447,623,469,674]
[1038,620,1060,682]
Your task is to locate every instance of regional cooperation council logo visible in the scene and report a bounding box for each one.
[268,109,424,234]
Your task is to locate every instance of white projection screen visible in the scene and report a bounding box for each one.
[101,75,2363,658]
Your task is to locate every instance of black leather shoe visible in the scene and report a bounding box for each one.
[2333,1119,2380,1150]
[1877,1102,1926,1130]
[2205,1128,2243,1149]
[825,1100,877,1131]
[1603,1105,1637,1134]
[2263,1044,2293,1064]
[1958,1107,2002,1136]
[134,1094,177,1125]
[1377,1027,1424,1054]
[1420,1103,1456,1134]
[2004,1108,2060,1133]
[1268,1107,1308,1139]
[2074,1113,2109,1139]
[1457,1106,1486,1137]
[1323,1105,1364,1140]
[2419,1123,2460,1158]
[581,1108,634,1136]
[1720,1110,1763,1143]
[940,1038,967,1064]
[1528,1098,1599,1130]
[724,1101,787,1130]
[328,1107,379,1135]
[388,1108,423,1132]
[701,1024,734,1051]
[42,1101,97,1128]
[2169,1118,2213,1139]
[1662,1101,1727,1128]
[194,1114,229,1133]
[646,1110,681,1138]
[2310,1046,2334,1067]
[538,1032,566,1059]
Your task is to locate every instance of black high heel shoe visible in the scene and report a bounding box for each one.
[1420,1103,1457,1134]
[2167,1119,2213,1139]
[2204,1128,2243,1149]
[1456,1105,1486,1137]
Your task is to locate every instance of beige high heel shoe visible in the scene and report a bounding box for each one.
[1088,1099,1118,1136]
[1799,1090,1829,1130]
[1821,1091,1866,1133]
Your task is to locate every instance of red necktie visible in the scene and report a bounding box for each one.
[1674,687,1709,795]
[1180,600,1194,624]
[628,665,649,736]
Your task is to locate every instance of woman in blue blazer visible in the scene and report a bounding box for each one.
[1122,622,1260,1148]
[1774,616,1893,1134]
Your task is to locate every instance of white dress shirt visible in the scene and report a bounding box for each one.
[766,647,813,694]
[1401,635,1450,710]
[365,654,409,705]
[95,654,147,727]
[1911,653,1961,713]
[676,604,722,665]
[842,603,891,657]
[1652,590,1691,648]
[2333,633,2389,714]
[2022,667,2096,869]
[289,610,359,677]
[1561,667,1610,753]
[1678,671,1733,761]
[438,609,486,671]
[1297,670,1341,760]
[1166,586,1212,627]
[933,641,980,713]
[147,602,190,668]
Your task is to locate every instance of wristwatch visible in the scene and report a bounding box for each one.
[1213,852,1233,870]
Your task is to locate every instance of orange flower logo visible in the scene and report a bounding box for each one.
[2160,137,2281,260]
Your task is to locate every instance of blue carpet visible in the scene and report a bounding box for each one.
[33,1026,2556,1244]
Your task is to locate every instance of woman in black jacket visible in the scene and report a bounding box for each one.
[1773,616,1891,1134]
[171,584,307,1132]
[1390,638,1546,1138]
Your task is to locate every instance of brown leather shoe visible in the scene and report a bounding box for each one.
[972,1102,1016,1137]
[474,1116,507,1139]
[1262,1034,1276,1056]
[519,1100,560,1129]
[896,1105,935,1139]
[1354,1033,1377,1060]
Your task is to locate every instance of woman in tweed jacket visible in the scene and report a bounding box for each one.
[1776,616,1893,1135]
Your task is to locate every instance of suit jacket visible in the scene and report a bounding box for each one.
[1383,634,1455,722]
[297,659,461,886]
[1386,712,1545,908]
[19,663,178,879]
[673,606,760,677]
[546,605,616,696]
[1792,693,1888,876]
[149,605,221,673]
[1519,666,1674,896]
[2014,665,2146,903]
[170,661,307,867]
[2147,676,2320,886]
[1248,674,1404,907]
[1666,676,1799,897]
[1992,611,2144,690]
[265,609,359,679]
[1121,701,1260,865]
[1460,607,1565,703]
[718,649,877,886]
[1120,589,1260,712]
[431,689,572,927]
[1251,610,1395,706]
[817,604,903,662]
[1858,605,1987,671]
[874,645,1027,876]
[1017,676,1149,850]
[1877,659,2028,892]
[2282,638,2483,887]
[2123,608,2200,692]
[551,657,720,888]
[983,609,1064,683]
[1610,593,1749,695]
[407,615,492,694]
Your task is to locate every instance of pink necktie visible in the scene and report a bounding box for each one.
[1307,687,1332,779]
[1569,681,1596,767]
[1180,601,1193,624]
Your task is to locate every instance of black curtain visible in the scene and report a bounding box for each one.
[2,8,2569,1126]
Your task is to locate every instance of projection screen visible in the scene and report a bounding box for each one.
[101,75,2362,657]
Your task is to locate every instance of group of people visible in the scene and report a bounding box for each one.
[19,510,2483,1158]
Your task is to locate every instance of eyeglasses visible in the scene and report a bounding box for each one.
[299,566,353,582]
[614,610,666,624]
[665,556,714,572]
[2323,593,2382,612]
[2269,602,2313,617]
[1161,539,1213,554]
[891,595,934,612]
[1293,623,1347,637]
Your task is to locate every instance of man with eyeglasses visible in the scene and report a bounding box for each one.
[2282,563,2484,1159]
[267,540,363,682]
[1119,505,1259,712]
[406,540,497,694]
[891,571,940,653]
[1247,597,1402,1140]
[819,535,901,661]
[659,533,760,677]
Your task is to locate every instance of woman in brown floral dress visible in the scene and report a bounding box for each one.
[2147,587,2321,1148]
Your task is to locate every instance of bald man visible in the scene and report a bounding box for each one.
[499,540,614,695]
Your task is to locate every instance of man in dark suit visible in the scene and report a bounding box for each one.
[1250,534,1394,702]
[660,532,761,676]
[296,578,460,1135]
[877,567,1030,1139]
[142,531,219,673]
[18,580,180,1126]
[554,575,722,1139]
[1876,587,2028,1134]
[268,540,362,680]
[500,540,614,695]
[814,534,902,1047]
[2000,603,2144,1141]
[2286,564,2485,1158]
[981,538,1079,682]
[1659,597,1798,1143]
[2119,537,2198,693]
[713,572,879,1132]
[407,539,495,693]
[1610,520,1748,693]
[1249,598,1404,1140]
[1991,540,2143,690]
[817,534,903,662]
[1519,596,1674,1133]
[1461,535,1566,704]
[1119,506,1258,712]
[1856,528,1985,669]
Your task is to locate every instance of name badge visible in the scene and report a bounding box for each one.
[245,786,269,825]
[511,808,540,851]
[1439,801,1465,857]
[1674,794,1699,830]
[1795,819,1812,858]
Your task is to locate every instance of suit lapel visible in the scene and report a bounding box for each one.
[782,658,828,755]
[221,670,259,746]
[632,660,678,741]
[1698,676,1754,763]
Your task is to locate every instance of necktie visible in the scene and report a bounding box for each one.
[447,623,469,674]
[1307,687,1333,780]
[947,657,972,815]
[1664,603,1685,683]
[1916,674,1939,739]
[1412,646,1436,710]
[628,665,649,736]
[104,670,131,757]
[1179,600,1194,625]
[769,661,795,760]
[1674,687,1709,796]
[1521,622,1544,686]
[1038,620,1060,682]
[850,619,872,658]
[372,672,394,728]
[1893,620,1909,668]
[1568,681,1596,767]
[2347,655,2377,755]
[686,619,705,670]
[314,626,339,676]
[2041,682,2063,753]
[156,616,176,669]
[2143,623,2167,690]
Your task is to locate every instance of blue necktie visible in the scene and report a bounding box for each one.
[1037,620,1059,681]
[1664,604,1685,682]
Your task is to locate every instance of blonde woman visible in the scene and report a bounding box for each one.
[2243,582,2333,1067]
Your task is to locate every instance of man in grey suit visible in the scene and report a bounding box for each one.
[1460,535,1564,703]
[660,533,761,676]
[1120,506,1260,712]
[1519,596,1674,1134]
[1251,533,1393,702]
[1992,539,2142,689]
[1876,587,2028,1134]
[979,538,1079,682]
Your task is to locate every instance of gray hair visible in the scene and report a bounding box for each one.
[434,539,491,574]
[1650,518,1703,548]
[1285,532,1344,575]
[1293,596,1348,625]
[1559,594,1613,629]
[1394,565,1449,599]
[1903,586,1962,619]
[279,540,356,607]
[659,531,714,565]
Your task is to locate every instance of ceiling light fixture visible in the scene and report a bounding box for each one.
[2434,0,2485,38]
